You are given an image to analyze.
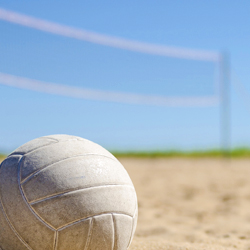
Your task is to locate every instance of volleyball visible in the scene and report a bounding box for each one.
[0,134,138,250]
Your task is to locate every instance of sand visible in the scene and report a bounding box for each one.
[118,158,250,250]
[1,157,250,249]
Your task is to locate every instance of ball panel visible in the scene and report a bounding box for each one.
[128,206,138,248]
[113,214,133,250]
[42,134,84,141]
[87,214,114,250]
[57,218,91,250]
[10,137,57,156]
[31,185,136,229]
[0,197,28,250]
[0,156,55,250]
[22,155,133,203]
[20,139,117,181]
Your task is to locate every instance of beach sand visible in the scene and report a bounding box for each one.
[1,157,250,249]
[119,158,250,250]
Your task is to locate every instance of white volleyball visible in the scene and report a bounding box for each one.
[0,135,138,250]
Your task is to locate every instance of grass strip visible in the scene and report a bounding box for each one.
[0,154,6,163]
[1,147,250,160]
[112,148,250,158]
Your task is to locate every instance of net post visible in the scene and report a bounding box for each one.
[220,52,230,157]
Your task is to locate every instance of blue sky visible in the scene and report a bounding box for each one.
[0,0,250,152]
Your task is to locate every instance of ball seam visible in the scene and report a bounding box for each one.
[0,155,33,250]
[29,184,135,205]
[10,140,58,156]
[58,212,133,231]
[18,156,56,231]
[84,218,93,250]
[21,153,119,185]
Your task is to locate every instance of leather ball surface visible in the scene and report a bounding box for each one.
[0,134,138,250]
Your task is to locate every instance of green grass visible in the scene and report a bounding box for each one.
[1,148,250,161]
[0,153,6,162]
[112,148,250,158]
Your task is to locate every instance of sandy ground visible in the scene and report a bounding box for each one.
[118,158,250,250]
[1,157,250,249]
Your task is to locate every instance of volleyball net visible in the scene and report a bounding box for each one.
[0,7,230,151]
[0,8,222,106]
